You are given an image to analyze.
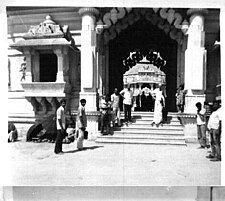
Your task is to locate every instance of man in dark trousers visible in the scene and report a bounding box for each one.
[120,84,134,123]
[54,99,66,154]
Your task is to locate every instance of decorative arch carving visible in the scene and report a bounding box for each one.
[102,8,185,44]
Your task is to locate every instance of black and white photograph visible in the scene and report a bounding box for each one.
[0,0,224,198]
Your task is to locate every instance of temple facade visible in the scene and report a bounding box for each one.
[7,7,221,138]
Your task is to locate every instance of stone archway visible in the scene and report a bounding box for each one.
[102,8,185,44]
[101,8,185,112]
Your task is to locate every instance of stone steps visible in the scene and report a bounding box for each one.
[116,124,183,130]
[96,111,186,145]
[133,119,181,124]
[113,129,183,135]
[108,132,184,138]
[95,138,186,145]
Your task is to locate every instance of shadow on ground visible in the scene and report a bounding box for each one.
[63,145,104,154]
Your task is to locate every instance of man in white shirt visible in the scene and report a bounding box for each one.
[195,102,208,148]
[111,88,121,126]
[206,101,221,161]
[120,84,134,123]
[54,99,66,154]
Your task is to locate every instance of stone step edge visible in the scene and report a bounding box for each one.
[113,131,184,135]
[118,124,182,128]
[117,127,184,131]
[126,124,183,127]
[111,132,184,136]
[95,139,186,145]
[97,135,185,140]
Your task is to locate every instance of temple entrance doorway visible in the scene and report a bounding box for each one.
[108,17,178,112]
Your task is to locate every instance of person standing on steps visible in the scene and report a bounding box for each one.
[111,88,121,127]
[120,83,134,124]
[151,85,165,127]
[175,84,186,113]
[54,99,66,154]
[76,99,87,150]
[100,95,111,134]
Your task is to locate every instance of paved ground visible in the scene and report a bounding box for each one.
[3,138,221,186]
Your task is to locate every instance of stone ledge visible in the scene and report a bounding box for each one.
[21,82,66,97]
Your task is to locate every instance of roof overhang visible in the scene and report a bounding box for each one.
[10,38,71,50]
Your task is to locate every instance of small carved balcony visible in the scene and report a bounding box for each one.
[21,82,66,115]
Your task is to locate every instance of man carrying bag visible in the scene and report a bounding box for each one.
[76,99,87,150]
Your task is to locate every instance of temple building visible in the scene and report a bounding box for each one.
[7,7,221,139]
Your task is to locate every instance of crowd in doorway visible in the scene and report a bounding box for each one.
[195,100,222,161]
[99,83,167,135]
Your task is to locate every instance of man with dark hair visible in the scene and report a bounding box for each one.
[120,84,134,123]
[111,88,121,126]
[100,95,111,134]
[195,102,208,148]
[76,99,87,150]
[206,100,222,161]
[54,99,66,154]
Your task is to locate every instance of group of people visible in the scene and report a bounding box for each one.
[54,98,87,154]
[195,100,222,161]
[99,83,166,135]
[55,83,222,159]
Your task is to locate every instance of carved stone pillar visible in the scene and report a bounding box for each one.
[23,48,33,82]
[180,38,187,85]
[78,7,99,111]
[177,44,181,87]
[184,9,208,113]
[53,47,69,83]
[33,50,40,82]
[97,34,104,97]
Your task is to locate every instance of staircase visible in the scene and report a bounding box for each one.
[95,111,186,145]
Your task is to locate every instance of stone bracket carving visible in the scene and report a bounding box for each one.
[26,96,63,115]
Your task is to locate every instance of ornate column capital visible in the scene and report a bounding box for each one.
[53,48,62,55]
[53,47,69,56]
[23,48,36,55]
[187,8,208,16]
[78,7,99,17]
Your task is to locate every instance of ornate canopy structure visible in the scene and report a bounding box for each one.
[123,59,166,88]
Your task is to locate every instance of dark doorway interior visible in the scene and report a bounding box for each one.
[108,17,177,111]
[40,53,57,82]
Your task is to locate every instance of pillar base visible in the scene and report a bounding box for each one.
[184,90,206,113]
[56,72,64,82]
[86,111,101,140]
[24,72,32,83]
[178,114,197,143]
